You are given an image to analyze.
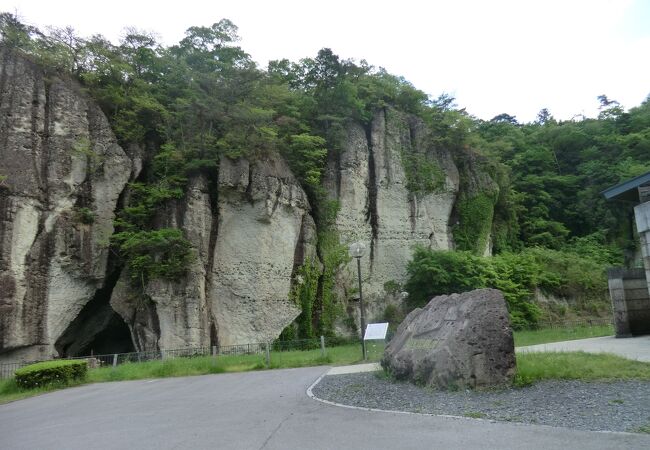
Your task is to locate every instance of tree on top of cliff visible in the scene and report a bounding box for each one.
[2,12,648,265]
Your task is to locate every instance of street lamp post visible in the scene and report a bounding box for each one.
[349,242,367,360]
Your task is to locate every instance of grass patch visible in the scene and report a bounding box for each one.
[0,344,375,404]
[632,423,650,434]
[87,357,229,383]
[0,378,41,404]
[513,324,613,347]
[6,336,644,405]
[514,352,650,386]
[0,377,86,405]
[464,411,487,419]
[84,347,358,384]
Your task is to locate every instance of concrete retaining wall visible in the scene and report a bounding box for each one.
[608,268,650,337]
[635,202,650,296]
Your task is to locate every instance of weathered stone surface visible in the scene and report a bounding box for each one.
[452,147,500,257]
[324,108,460,331]
[145,175,214,351]
[0,52,503,361]
[111,155,316,351]
[210,155,308,346]
[381,289,515,389]
[0,50,134,362]
[109,272,161,352]
[110,174,215,352]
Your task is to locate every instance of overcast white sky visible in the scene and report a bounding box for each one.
[3,0,650,122]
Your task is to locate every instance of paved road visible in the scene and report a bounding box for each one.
[1,366,649,450]
[518,335,650,361]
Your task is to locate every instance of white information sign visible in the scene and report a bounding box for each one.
[364,322,389,341]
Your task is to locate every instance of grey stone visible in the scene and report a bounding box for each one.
[0,50,134,362]
[324,108,462,333]
[210,154,308,346]
[381,288,516,389]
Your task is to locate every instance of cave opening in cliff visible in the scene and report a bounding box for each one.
[55,304,136,357]
[55,269,136,357]
[77,313,135,356]
[56,305,136,357]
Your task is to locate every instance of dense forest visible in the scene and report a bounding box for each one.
[1,14,648,331]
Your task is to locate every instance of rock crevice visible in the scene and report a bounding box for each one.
[325,108,460,328]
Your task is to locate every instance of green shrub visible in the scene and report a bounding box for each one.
[15,360,88,389]
[383,280,401,295]
[452,192,497,254]
[73,207,96,224]
[111,228,193,283]
[403,246,608,329]
[401,151,445,195]
[289,261,320,339]
[382,304,405,334]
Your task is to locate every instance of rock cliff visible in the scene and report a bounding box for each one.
[108,156,312,351]
[0,51,498,361]
[0,49,135,361]
[325,108,461,324]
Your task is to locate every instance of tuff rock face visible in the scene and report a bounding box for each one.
[324,108,461,325]
[0,49,135,362]
[109,155,314,352]
[210,156,312,346]
[110,174,215,352]
[381,288,516,389]
[0,51,498,362]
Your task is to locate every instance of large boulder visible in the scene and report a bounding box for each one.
[381,288,515,389]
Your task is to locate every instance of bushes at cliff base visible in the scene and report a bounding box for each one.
[14,360,88,389]
[404,246,611,329]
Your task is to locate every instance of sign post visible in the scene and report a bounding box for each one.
[364,322,389,341]
[363,322,389,360]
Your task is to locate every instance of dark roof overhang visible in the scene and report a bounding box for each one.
[602,172,650,203]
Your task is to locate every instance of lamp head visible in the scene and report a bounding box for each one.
[349,242,366,258]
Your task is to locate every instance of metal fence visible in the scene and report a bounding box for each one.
[0,319,615,379]
[0,362,23,380]
[0,338,327,379]
[528,317,613,330]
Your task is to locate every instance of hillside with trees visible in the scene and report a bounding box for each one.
[1,13,648,336]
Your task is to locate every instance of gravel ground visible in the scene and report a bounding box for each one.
[312,372,650,433]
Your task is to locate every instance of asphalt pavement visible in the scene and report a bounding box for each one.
[1,365,649,450]
[517,335,650,361]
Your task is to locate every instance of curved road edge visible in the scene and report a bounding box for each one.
[306,365,648,438]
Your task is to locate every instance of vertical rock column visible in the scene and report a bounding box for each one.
[368,109,460,304]
[110,175,215,352]
[209,155,312,346]
[324,109,460,326]
[0,51,132,362]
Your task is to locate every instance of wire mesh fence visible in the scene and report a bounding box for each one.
[527,317,614,330]
[0,362,23,380]
[0,319,616,379]
[0,338,333,379]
